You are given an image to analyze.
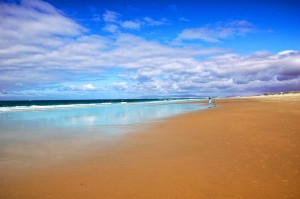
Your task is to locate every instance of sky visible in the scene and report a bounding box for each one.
[0,0,299,100]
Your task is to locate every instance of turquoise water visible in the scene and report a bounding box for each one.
[0,100,206,131]
[0,100,206,167]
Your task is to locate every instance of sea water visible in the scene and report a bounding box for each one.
[0,99,206,168]
[0,99,206,130]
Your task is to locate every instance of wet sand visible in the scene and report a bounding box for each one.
[1,96,300,198]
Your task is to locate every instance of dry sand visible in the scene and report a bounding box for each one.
[1,96,300,198]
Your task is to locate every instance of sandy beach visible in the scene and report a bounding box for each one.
[1,95,300,198]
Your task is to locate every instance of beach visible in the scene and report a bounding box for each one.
[1,95,300,198]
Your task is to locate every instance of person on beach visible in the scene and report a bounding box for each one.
[213,98,216,107]
[208,97,212,108]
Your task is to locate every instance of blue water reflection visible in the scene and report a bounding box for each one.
[0,102,205,130]
[0,101,206,168]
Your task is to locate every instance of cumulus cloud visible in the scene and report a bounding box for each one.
[121,20,141,30]
[143,17,168,26]
[103,24,119,33]
[178,20,255,42]
[102,10,119,23]
[0,0,299,99]
[111,82,129,91]
[0,0,84,46]
[0,0,87,77]
[101,10,167,33]
[111,50,300,96]
[65,84,97,91]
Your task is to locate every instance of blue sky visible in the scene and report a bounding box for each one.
[0,0,299,99]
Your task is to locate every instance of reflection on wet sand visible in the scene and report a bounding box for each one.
[0,102,205,173]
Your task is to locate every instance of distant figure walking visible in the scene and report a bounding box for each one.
[208,97,212,108]
[213,98,216,107]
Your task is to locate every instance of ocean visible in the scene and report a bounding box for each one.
[0,98,206,130]
[0,99,206,167]
[0,99,170,111]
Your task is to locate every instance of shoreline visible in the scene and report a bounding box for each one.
[1,95,300,198]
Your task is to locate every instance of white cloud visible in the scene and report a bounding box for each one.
[102,10,119,23]
[0,0,84,44]
[101,11,167,34]
[178,20,255,42]
[179,27,220,42]
[0,1,299,98]
[0,0,86,76]
[103,24,119,33]
[112,82,129,91]
[82,84,96,90]
[111,50,300,96]
[121,20,141,30]
[65,84,97,91]
[143,17,168,26]
[277,50,297,56]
